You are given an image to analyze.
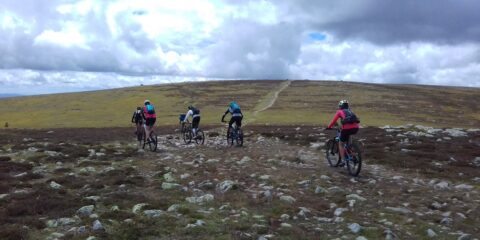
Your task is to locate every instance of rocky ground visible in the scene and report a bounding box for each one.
[0,125,479,240]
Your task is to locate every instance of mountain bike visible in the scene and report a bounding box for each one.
[223,121,243,146]
[325,128,362,176]
[142,124,158,152]
[181,121,205,145]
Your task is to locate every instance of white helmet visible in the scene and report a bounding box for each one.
[338,100,349,108]
[144,99,150,105]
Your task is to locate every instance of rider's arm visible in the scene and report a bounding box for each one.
[221,109,229,121]
[327,111,341,128]
[131,112,136,123]
[184,110,192,122]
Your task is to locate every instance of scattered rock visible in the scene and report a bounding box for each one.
[216,180,236,193]
[92,220,104,231]
[280,214,290,221]
[167,204,180,212]
[427,229,437,237]
[434,181,450,190]
[346,194,367,202]
[206,159,220,164]
[77,205,95,217]
[0,194,9,200]
[455,184,474,190]
[444,129,467,137]
[186,194,214,205]
[349,223,362,234]
[49,181,62,190]
[237,156,252,165]
[315,186,327,194]
[163,172,176,182]
[259,175,271,180]
[473,157,480,167]
[334,208,347,216]
[132,203,148,214]
[279,195,296,204]
[162,182,181,190]
[144,209,164,218]
[385,207,411,214]
[280,223,292,228]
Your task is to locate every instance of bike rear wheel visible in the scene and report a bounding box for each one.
[326,139,340,167]
[148,132,158,152]
[346,142,362,176]
[195,129,205,145]
[236,128,243,146]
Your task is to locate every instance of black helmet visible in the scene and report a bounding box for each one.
[188,105,194,110]
[338,100,349,109]
[136,106,142,110]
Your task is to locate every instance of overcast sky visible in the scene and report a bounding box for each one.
[1,0,479,94]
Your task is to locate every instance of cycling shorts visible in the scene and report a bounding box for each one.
[145,118,156,127]
[340,128,358,142]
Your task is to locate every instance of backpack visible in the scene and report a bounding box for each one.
[342,109,360,124]
[230,103,241,113]
[192,107,200,115]
[146,104,155,114]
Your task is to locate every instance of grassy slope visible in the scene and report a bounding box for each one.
[0,80,479,128]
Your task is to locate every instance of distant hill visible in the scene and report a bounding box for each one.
[0,80,478,128]
[0,93,22,99]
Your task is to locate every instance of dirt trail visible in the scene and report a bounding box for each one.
[245,80,291,125]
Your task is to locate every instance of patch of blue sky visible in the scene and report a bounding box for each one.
[308,32,327,41]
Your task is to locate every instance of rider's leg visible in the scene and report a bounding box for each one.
[192,117,200,137]
[228,118,235,138]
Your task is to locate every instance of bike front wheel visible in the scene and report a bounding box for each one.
[326,139,340,167]
[183,129,192,144]
[346,142,362,176]
[195,129,205,145]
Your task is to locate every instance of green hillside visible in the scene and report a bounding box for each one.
[0,80,479,128]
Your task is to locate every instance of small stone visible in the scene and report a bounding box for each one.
[457,234,472,240]
[259,175,271,180]
[455,184,474,190]
[385,207,411,214]
[167,204,180,212]
[315,186,327,194]
[195,219,206,226]
[334,208,347,216]
[216,180,236,193]
[162,182,181,190]
[280,214,290,221]
[132,203,148,214]
[86,236,97,240]
[48,232,64,239]
[92,220,104,231]
[279,195,296,204]
[49,181,62,190]
[0,193,9,200]
[280,223,292,228]
[427,229,437,237]
[110,205,120,211]
[356,237,368,240]
[163,172,176,182]
[440,217,452,225]
[85,196,101,202]
[144,209,164,218]
[346,194,367,202]
[77,205,95,217]
[348,223,361,234]
[185,194,214,204]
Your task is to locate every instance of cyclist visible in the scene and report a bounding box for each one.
[131,106,144,135]
[143,100,157,141]
[221,101,243,137]
[326,100,360,166]
[182,105,201,138]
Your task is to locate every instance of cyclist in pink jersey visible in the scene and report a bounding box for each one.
[143,100,157,141]
[326,100,360,165]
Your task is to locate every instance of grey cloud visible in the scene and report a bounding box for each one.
[205,19,302,79]
[283,0,480,45]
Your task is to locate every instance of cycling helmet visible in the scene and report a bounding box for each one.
[144,99,150,105]
[229,101,237,108]
[136,106,142,110]
[188,105,193,110]
[338,100,349,109]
